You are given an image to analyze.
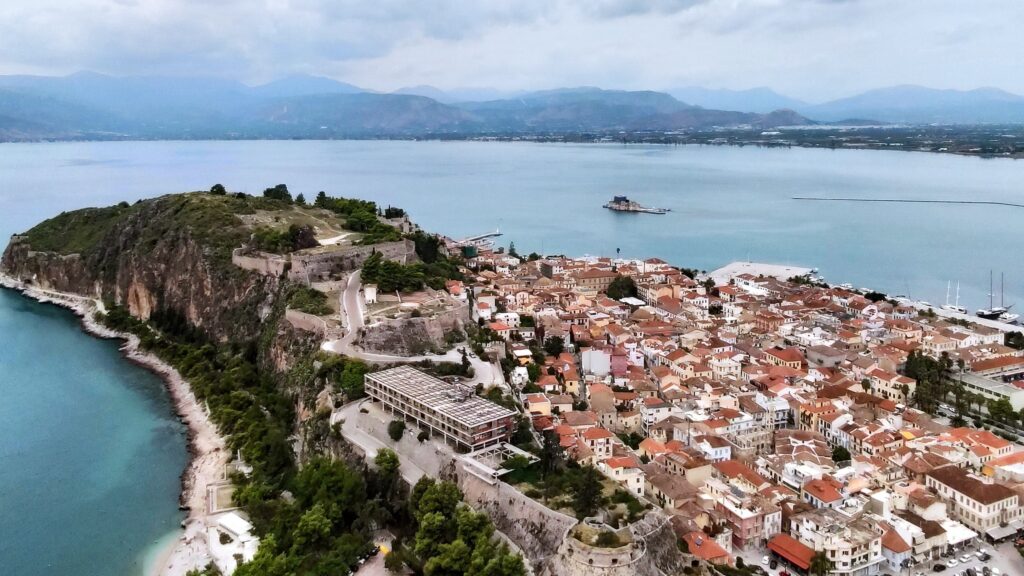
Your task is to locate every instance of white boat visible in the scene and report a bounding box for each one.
[941,281,967,314]
[999,312,1020,324]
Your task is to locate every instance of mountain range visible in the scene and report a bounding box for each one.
[2,72,1023,141]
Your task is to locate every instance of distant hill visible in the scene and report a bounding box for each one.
[250,74,365,98]
[0,75,817,140]
[391,85,458,103]
[669,86,808,114]
[801,85,1024,124]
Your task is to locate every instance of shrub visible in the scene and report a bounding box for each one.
[595,531,619,547]
[388,420,406,442]
[417,429,430,443]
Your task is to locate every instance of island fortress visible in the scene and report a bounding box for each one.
[4,189,1024,576]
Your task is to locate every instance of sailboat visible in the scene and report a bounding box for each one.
[977,272,1016,322]
[941,281,967,314]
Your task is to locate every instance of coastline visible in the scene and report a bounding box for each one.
[0,274,228,576]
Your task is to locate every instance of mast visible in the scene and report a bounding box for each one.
[955,281,961,308]
[945,281,951,307]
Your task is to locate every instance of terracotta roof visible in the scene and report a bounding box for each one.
[926,466,1016,504]
[683,531,730,563]
[768,534,813,570]
[881,529,912,554]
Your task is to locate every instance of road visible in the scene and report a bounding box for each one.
[331,399,428,485]
[323,270,507,390]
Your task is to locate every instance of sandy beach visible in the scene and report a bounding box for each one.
[0,274,228,576]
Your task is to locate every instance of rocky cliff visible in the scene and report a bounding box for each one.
[2,193,277,344]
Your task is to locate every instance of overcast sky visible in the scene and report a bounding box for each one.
[0,0,1020,102]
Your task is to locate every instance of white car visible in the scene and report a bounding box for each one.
[761,555,769,565]
[991,569,1001,576]
[948,559,959,568]
[961,555,971,563]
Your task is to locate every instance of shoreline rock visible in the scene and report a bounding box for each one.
[0,274,227,576]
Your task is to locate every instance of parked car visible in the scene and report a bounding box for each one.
[934,564,946,572]
[770,559,778,570]
[949,560,959,568]
[961,555,972,563]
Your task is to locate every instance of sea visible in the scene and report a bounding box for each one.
[0,140,1022,574]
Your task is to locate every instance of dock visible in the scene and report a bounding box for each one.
[912,302,1022,333]
[707,261,813,284]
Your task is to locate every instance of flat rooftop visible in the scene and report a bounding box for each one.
[708,261,813,284]
[367,366,517,429]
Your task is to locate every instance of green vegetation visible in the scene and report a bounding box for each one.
[605,275,638,300]
[504,432,636,521]
[250,224,319,254]
[543,336,565,357]
[263,184,293,203]
[810,551,834,576]
[22,204,132,254]
[314,353,370,399]
[98,301,523,575]
[617,432,644,450]
[832,445,851,463]
[287,286,332,316]
[313,191,402,244]
[388,420,407,441]
[405,478,525,576]
[904,350,952,414]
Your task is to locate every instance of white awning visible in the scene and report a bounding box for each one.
[986,524,1017,540]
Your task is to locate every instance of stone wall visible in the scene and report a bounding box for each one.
[446,460,577,574]
[231,248,288,277]
[284,309,328,335]
[288,240,416,283]
[358,300,469,355]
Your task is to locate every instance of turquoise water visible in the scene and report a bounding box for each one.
[0,287,188,575]
[0,140,1023,574]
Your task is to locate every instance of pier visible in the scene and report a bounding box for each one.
[793,197,1024,209]
[453,229,503,247]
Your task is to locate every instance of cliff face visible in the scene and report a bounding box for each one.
[1,193,275,344]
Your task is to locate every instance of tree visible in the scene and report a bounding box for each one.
[263,184,293,203]
[291,503,333,552]
[295,193,306,206]
[543,336,565,357]
[538,430,564,479]
[375,448,400,476]
[832,445,851,463]
[209,183,226,195]
[572,465,604,519]
[606,275,638,300]
[508,241,519,258]
[809,551,834,576]
[860,378,871,394]
[388,420,406,442]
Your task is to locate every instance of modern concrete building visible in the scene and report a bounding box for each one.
[365,366,517,451]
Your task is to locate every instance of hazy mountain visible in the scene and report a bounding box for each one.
[669,86,807,114]
[392,85,457,103]
[250,74,364,99]
[253,93,480,136]
[803,85,1024,123]
[458,87,695,131]
[0,74,812,139]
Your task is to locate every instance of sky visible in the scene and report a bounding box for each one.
[0,0,1021,102]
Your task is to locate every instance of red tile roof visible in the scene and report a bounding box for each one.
[768,534,813,570]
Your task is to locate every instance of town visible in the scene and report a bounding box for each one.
[303,226,1024,576]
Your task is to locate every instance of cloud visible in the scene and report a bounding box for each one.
[0,0,1020,100]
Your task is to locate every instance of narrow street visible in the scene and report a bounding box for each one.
[322,270,507,391]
